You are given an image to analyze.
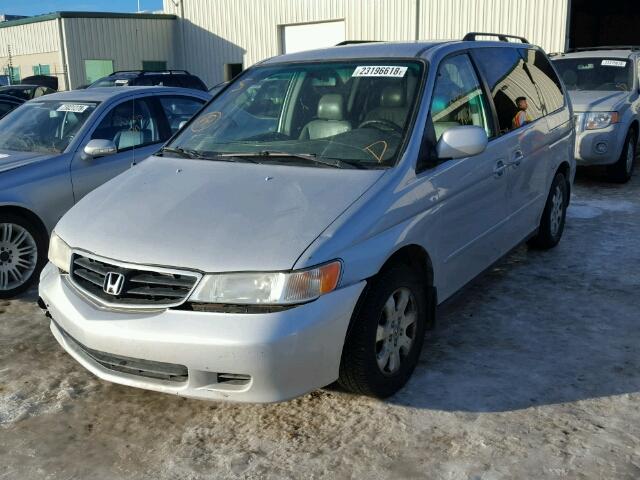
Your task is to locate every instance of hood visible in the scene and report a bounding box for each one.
[0,150,56,174]
[56,156,386,272]
[568,90,628,113]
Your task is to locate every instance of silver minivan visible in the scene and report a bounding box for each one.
[40,34,575,402]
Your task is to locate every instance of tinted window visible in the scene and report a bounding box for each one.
[158,96,205,135]
[0,101,17,118]
[180,75,207,91]
[430,54,495,140]
[552,57,634,91]
[473,47,544,133]
[522,49,564,113]
[92,98,161,150]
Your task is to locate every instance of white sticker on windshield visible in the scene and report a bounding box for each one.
[0,154,9,159]
[352,66,408,78]
[57,104,90,113]
[115,79,129,86]
[601,59,627,67]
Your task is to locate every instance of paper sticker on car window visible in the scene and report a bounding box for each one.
[57,104,90,113]
[115,79,129,86]
[577,63,594,70]
[0,153,9,159]
[601,60,627,68]
[352,66,408,78]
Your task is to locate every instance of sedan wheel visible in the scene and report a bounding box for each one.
[0,222,38,291]
[376,287,418,375]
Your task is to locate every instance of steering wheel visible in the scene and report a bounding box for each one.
[358,119,403,134]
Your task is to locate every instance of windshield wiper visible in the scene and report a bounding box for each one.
[217,151,364,169]
[158,146,206,159]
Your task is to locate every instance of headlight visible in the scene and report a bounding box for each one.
[189,261,342,305]
[584,111,619,130]
[48,232,72,273]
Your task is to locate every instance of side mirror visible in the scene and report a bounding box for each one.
[84,139,117,158]
[436,125,488,160]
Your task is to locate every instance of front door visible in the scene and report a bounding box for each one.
[70,97,163,201]
[426,53,512,299]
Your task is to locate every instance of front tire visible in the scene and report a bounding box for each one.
[528,172,568,250]
[0,214,47,298]
[338,265,428,398]
[608,129,636,183]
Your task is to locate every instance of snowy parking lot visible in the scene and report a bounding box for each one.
[1,166,639,479]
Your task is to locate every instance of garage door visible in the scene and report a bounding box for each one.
[282,21,346,54]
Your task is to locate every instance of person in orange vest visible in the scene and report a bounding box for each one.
[512,96,532,129]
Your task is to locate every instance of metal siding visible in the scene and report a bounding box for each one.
[62,17,177,88]
[0,20,60,56]
[419,0,569,53]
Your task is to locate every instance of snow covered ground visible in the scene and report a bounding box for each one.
[1,169,639,479]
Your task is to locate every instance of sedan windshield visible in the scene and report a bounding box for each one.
[165,61,424,168]
[553,57,634,91]
[0,100,98,154]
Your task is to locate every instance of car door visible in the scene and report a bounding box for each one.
[70,96,164,201]
[424,53,512,299]
[471,47,553,242]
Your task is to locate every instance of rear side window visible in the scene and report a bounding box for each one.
[429,53,495,140]
[473,47,544,133]
[521,49,564,114]
[158,96,205,134]
[179,75,207,91]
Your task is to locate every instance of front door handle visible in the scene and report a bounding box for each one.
[493,160,507,177]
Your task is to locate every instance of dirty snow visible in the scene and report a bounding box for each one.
[1,167,640,479]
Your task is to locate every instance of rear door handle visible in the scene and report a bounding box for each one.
[509,150,524,167]
[493,160,507,177]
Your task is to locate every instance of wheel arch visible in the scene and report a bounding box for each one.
[555,161,572,198]
[0,204,49,242]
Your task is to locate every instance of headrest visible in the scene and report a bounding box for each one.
[317,94,344,121]
[380,86,404,108]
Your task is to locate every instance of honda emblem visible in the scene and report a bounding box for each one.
[103,272,125,296]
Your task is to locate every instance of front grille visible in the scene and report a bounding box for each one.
[57,323,188,383]
[70,254,199,308]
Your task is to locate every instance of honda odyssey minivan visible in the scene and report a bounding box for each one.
[40,34,575,402]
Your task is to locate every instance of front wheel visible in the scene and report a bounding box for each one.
[528,172,568,250]
[338,265,428,398]
[607,129,636,183]
[0,214,46,298]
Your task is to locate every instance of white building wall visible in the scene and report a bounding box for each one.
[61,16,178,88]
[165,0,569,87]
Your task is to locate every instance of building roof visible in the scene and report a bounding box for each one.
[0,11,176,29]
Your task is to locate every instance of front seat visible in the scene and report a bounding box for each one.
[299,94,351,140]
[364,86,409,128]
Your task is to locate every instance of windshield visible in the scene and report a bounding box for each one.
[165,61,424,168]
[553,57,634,91]
[0,100,98,153]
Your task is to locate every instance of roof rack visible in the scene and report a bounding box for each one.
[335,40,381,46]
[463,32,529,44]
[108,69,191,76]
[566,45,640,53]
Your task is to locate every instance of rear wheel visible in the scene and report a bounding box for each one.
[338,265,427,398]
[0,214,46,298]
[608,129,636,183]
[528,172,568,250]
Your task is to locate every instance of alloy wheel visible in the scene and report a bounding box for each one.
[375,287,417,375]
[549,185,564,238]
[0,223,38,291]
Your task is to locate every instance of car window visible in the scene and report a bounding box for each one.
[158,96,205,135]
[166,60,424,168]
[521,49,564,114]
[429,54,494,141]
[552,57,634,92]
[180,75,207,91]
[92,98,161,151]
[0,100,98,153]
[473,47,545,133]
[0,100,17,118]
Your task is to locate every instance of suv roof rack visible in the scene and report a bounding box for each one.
[335,40,381,46]
[108,69,192,76]
[566,45,640,53]
[463,32,529,44]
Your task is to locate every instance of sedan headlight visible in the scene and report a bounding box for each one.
[48,232,72,273]
[189,261,342,305]
[584,111,619,130]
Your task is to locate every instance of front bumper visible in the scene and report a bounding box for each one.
[574,120,625,166]
[39,262,365,403]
